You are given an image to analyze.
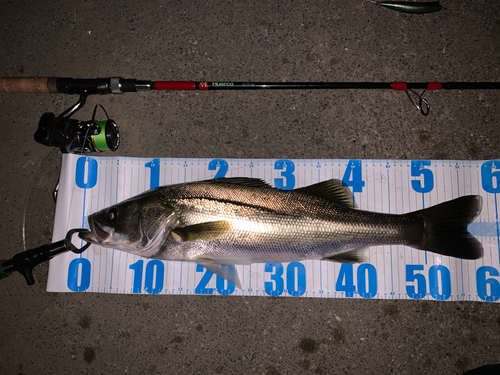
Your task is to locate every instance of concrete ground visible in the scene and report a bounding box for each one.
[1,0,499,373]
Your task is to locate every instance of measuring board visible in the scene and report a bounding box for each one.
[47,154,500,302]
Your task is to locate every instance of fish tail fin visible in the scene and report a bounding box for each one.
[410,195,483,259]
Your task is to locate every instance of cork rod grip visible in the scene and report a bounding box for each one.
[0,77,58,93]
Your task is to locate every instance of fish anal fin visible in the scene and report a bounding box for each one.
[196,261,242,289]
[322,247,368,264]
[173,220,232,242]
[295,179,357,208]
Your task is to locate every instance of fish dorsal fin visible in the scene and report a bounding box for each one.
[295,179,357,208]
[172,220,233,242]
[322,247,368,263]
[208,177,274,189]
[196,261,242,289]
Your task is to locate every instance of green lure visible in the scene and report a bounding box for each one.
[376,1,442,14]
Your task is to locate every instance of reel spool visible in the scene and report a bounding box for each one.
[34,93,120,153]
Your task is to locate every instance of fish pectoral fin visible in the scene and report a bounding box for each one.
[295,179,357,208]
[172,221,233,242]
[196,261,242,289]
[322,247,368,263]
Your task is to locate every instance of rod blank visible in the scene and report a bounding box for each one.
[0,77,499,94]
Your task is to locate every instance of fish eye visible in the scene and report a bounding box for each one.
[107,208,118,221]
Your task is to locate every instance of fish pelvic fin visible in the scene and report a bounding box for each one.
[196,261,242,289]
[410,195,483,260]
[295,179,357,208]
[322,247,368,263]
[172,221,233,242]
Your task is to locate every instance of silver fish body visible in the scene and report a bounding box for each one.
[80,178,483,288]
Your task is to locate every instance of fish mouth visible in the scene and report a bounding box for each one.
[81,216,112,244]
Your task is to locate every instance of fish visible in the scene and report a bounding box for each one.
[79,178,483,289]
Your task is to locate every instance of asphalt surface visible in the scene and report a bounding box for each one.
[1,1,499,374]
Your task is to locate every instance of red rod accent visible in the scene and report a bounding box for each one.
[427,82,443,90]
[154,81,196,90]
[391,82,407,90]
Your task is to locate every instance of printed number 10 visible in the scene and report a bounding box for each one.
[129,259,164,294]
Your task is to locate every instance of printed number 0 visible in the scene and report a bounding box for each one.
[75,156,98,189]
[67,258,91,292]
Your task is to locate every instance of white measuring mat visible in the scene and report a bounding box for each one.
[47,154,500,302]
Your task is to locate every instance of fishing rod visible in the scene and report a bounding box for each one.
[1,77,499,128]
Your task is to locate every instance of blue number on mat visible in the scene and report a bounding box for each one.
[265,263,285,296]
[406,265,451,300]
[406,265,427,299]
[195,264,215,295]
[357,263,377,298]
[342,160,365,192]
[477,266,500,302]
[411,160,434,193]
[194,264,235,295]
[286,262,306,297]
[406,264,427,299]
[208,159,228,179]
[129,260,144,293]
[274,160,295,190]
[336,263,377,298]
[429,265,451,300]
[129,260,164,294]
[145,158,160,189]
[216,274,236,295]
[336,264,356,297]
[75,156,98,189]
[481,161,500,194]
[144,260,164,294]
[67,258,91,292]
